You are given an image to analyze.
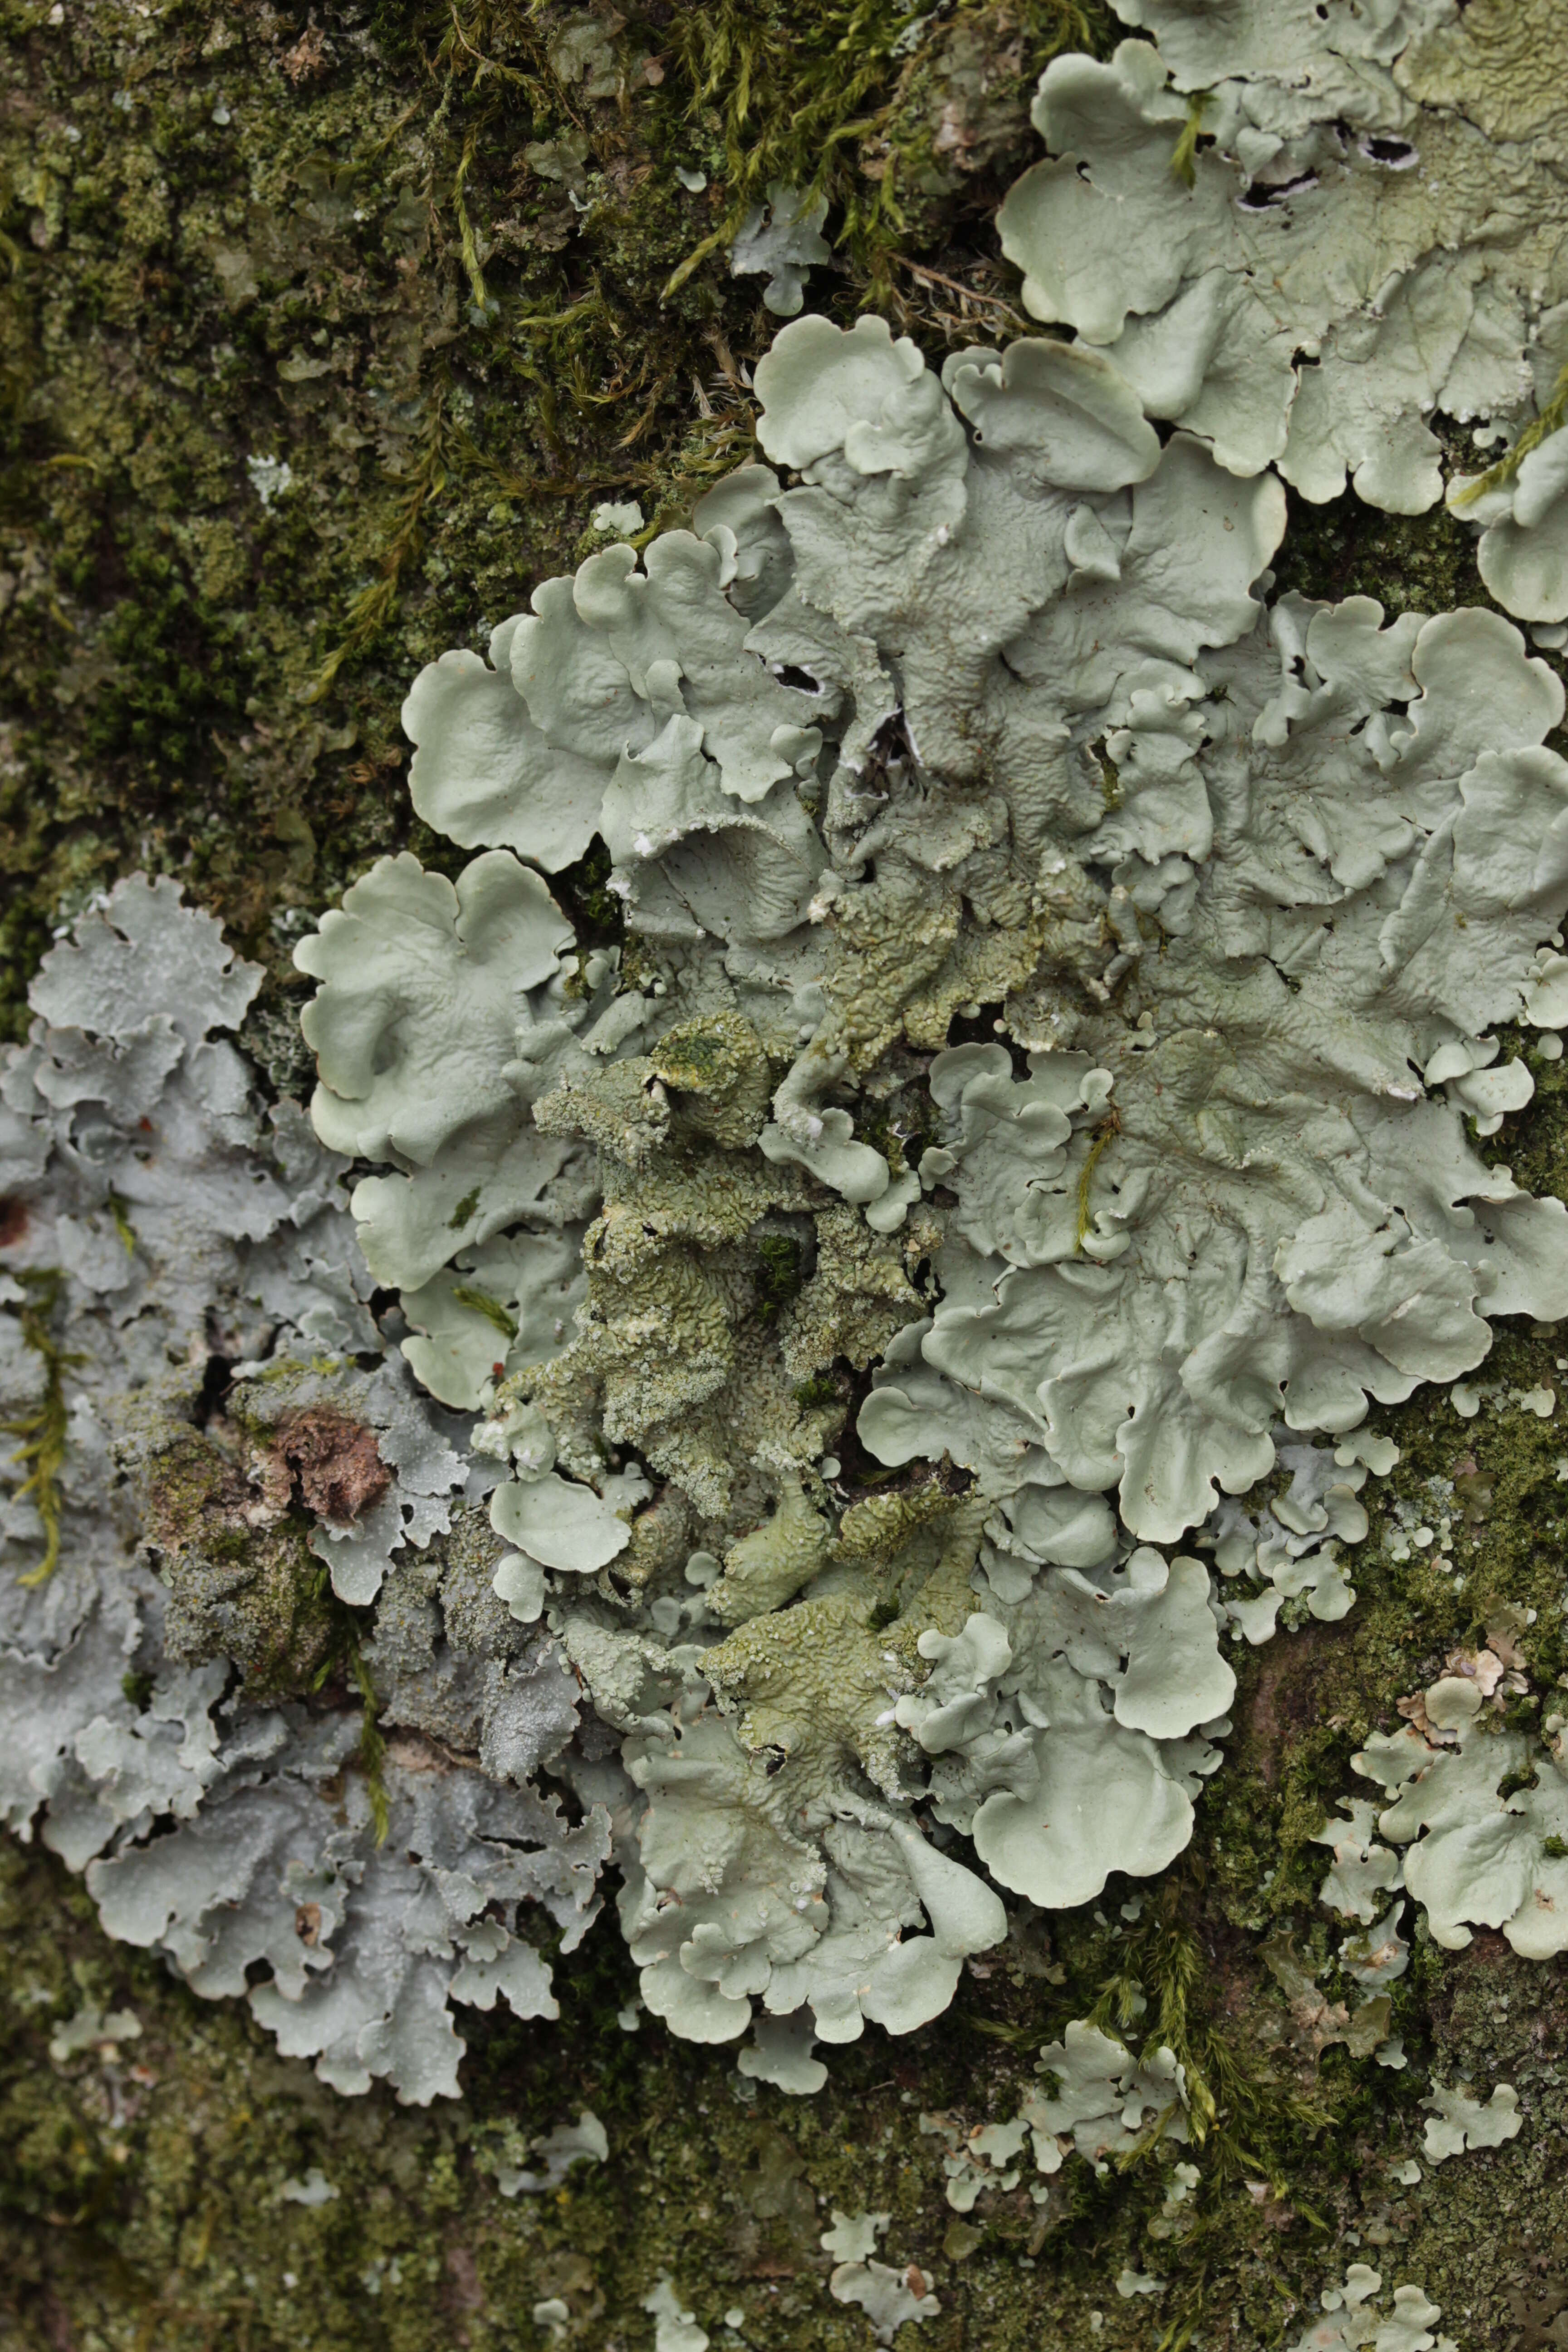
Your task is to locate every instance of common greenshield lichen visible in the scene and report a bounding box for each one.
[282,276,1568,2073]
[996,1,1568,546]
[730,182,832,318]
[1289,2264,1459,2352]
[875,595,1568,1542]
[1449,422,1568,624]
[1322,1679,1568,1961]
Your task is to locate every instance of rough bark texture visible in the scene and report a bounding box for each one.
[4,3,1568,2348]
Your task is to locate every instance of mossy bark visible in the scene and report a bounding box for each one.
[4,4,1568,2347]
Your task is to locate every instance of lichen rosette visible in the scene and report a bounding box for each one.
[284,306,1568,2072]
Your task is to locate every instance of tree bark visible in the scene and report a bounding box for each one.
[2,4,1563,2348]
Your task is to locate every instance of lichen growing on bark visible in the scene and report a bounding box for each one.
[8,0,1568,2347]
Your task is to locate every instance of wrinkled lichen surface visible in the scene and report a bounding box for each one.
[9,1,1568,2347]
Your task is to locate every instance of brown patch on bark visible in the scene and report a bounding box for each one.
[383,1729,456,1775]
[1204,1914,1269,2022]
[0,1195,27,1247]
[280,22,332,83]
[443,2244,485,2313]
[1503,2279,1568,2352]
[37,2286,76,2352]
[1240,1622,1346,1784]
[275,1409,389,1525]
[127,1403,368,1689]
[725,2127,817,2278]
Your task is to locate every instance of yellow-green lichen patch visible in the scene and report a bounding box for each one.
[648,1009,774,1148]
[706,1592,916,1803]
[708,1476,834,1623]
[781,1201,936,1379]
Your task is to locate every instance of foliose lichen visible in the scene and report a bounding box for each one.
[284,233,1568,2074]
[0,879,607,2102]
[11,0,1568,2183]
[997,0,1568,535]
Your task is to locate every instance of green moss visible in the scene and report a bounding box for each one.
[662,0,1114,304]
[1270,422,1493,620]
[858,1079,939,1178]
[551,833,627,950]
[755,1232,804,1321]
[0,1267,78,1586]
[6,1807,1558,2352]
[1455,358,1568,508]
[81,539,250,778]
